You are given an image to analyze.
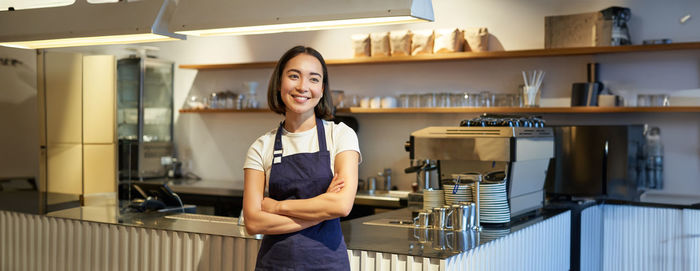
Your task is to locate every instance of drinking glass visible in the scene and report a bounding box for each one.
[650,94,669,107]
[421,93,437,107]
[437,92,451,107]
[468,93,481,107]
[408,94,421,108]
[494,94,511,107]
[506,94,518,107]
[450,93,464,107]
[637,94,651,107]
[479,91,494,107]
[513,93,523,107]
[521,86,540,107]
[399,93,410,108]
[345,94,361,108]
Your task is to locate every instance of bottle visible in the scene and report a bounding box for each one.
[243,81,260,109]
[645,127,663,189]
[377,168,392,191]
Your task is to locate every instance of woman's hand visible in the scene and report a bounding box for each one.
[261,197,280,214]
[326,173,345,193]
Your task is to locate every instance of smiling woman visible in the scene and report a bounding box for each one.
[242,46,361,270]
[266,46,334,120]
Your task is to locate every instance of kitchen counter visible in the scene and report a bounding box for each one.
[44,203,565,260]
[131,178,245,197]
[8,200,571,270]
[341,207,568,259]
[46,204,259,239]
[9,195,700,270]
[353,190,409,208]
[130,178,408,209]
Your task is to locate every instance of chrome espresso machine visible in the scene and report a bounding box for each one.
[405,116,554,219]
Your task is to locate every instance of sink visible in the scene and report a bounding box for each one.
[363,218,415,228]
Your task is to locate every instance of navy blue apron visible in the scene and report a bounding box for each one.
[255,118,350,271]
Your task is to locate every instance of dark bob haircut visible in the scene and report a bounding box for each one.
[267,46,333,120]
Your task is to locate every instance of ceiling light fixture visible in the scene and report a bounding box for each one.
[0,0,185,49]
[170,0,434,37]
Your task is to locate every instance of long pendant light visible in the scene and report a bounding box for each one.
[0,0,433,49]
[0,0,185,49]
[170,0,434,36]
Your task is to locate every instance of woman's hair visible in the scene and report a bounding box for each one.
[267,46,333,119]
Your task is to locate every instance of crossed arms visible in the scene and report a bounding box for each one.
[242,150,359,235]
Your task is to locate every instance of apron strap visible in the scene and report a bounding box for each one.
[272,121,285,164]
[315,118,328,154]
[273,118,328,164]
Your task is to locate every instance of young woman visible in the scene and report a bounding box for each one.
[242,46,361,270]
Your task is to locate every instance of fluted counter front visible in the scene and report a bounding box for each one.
[0,206,261,271]
[0,205,570,271]
[342,208,571,270]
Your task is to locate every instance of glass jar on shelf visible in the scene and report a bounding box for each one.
[243,81,260,109]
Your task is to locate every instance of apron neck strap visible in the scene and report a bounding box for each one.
[273,118,327,153]
[315,118,327,153]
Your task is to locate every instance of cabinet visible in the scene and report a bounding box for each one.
[177,42,700,114]
[39,51,117,197]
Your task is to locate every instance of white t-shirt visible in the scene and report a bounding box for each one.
[243,120,362,188]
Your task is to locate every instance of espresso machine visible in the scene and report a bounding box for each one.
[405,116,554,218]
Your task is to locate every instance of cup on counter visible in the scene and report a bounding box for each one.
[432,206,453,230]
[413,209,432,228]
[367,177,377,193]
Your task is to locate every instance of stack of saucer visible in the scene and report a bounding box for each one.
[423,189,445,210]
[442,183,472,205]
[480,227,511,242]
[473,181,510,224]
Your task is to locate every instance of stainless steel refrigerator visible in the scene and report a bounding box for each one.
[117,56,174,180]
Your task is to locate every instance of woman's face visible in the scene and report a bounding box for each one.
[280,53,324,116]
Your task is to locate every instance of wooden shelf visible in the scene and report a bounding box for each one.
[179,107,700,114]
[178,42,700,70]
[338,107,700,114]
